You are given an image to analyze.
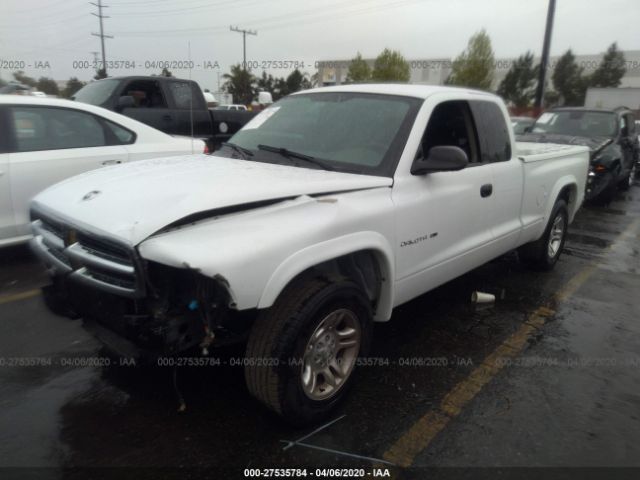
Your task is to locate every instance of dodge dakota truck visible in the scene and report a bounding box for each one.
[30,85,589,424]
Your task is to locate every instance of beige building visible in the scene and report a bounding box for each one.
[317,50,640,90]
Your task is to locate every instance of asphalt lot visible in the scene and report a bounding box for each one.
[1,184,639,480]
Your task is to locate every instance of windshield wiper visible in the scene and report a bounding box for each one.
[257,144,334,171]
[221,142,254,159]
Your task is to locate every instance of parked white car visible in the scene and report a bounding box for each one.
[0,95,206,247]
[213,104,248,111]
[31,85,589,424]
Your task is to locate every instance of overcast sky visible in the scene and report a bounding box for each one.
[1,0,639,91]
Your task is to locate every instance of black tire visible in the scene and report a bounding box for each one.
[244,277,372,426]
[519,199,569,271]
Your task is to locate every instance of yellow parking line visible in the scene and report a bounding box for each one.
[383,217,640,468]
[0,289,41,306]
[383,305,558,467]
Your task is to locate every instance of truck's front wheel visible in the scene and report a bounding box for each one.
[244,278,372,425]
[519,199,568,271]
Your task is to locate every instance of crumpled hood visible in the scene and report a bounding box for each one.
[516,133,613,156]
[31,154,391,245]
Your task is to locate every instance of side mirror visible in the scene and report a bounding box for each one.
[116,95,135,111]
[411,146,468,175]
[523,125,533,133]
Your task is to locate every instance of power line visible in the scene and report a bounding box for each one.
[90,0,113,75]
[230,26,257,68]
[110,0,382,36]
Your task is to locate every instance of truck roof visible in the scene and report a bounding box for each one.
[93,75,197,83]
[295,83,498,100]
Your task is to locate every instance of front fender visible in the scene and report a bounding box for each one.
[258,231,396,321]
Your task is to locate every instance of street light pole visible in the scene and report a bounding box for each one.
[534,0,557,110]
[230,26,257,69]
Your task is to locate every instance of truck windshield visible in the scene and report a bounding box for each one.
[228,92,421,176]
[72,79,120,105]
[532,110,617,138]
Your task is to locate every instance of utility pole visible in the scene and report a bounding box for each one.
[90,0,113,76]
[534,0,557,110]
[230,26,257,69]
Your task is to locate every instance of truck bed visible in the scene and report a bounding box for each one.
[515,142,590,162]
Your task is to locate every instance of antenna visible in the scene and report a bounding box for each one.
[188,41,194,154]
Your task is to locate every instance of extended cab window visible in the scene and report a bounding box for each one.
[168,81,205,110]
[469,101,511,162]
[11,107,107,152]
[420,100,479,163]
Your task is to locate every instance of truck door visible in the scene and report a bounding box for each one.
[393,100,495,304]
[0,108,17,243]
[162,80,212,137]
[117,79,173,133]
[469,100,524,253]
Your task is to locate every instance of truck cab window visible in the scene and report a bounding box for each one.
[469,101,512,162]
[421,100,479,163]
[120,80,167,108]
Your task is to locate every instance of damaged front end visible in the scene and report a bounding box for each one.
[30,208,250,360]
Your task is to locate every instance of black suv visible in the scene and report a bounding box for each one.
[518,107,639,202]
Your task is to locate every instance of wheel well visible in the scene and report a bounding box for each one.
[282,250,385,316]
[558,183,577,217]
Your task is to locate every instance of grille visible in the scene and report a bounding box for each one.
[31,213,142,298]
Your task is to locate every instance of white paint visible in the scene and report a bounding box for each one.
[0,96,205,246]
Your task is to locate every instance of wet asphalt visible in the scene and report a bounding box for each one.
[0,184,639,480]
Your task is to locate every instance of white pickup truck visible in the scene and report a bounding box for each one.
[30,85,589,424]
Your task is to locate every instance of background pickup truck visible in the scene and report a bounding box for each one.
[72,76,257,149]
[30,84,589,425]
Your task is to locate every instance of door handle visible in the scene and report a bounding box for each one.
[101,160,122,166]
[162,114,172,121]
[480,184,493,198]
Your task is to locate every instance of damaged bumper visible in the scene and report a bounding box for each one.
[30,209,244,358]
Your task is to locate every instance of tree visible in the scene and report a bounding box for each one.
[446,30,495,90]
[285,69,311,94]
[345,52,371,83]
[222,65,256,105]
[309,71,319,87]
[94,68,107,80]
[497,51,539,108]
[552,49,588,106]
[161,67,173,77]
[36,77,59,96]
[371,48,410,82]
[257,70,276,94]
[13,70,37,88]
[62,77,86,98]
[589,42,626,88]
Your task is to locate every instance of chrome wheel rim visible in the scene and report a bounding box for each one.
[301,308,361,401]
[548,214,566,258]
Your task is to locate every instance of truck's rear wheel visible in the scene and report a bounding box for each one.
[244,278,372,425]
[519,199,568,271]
